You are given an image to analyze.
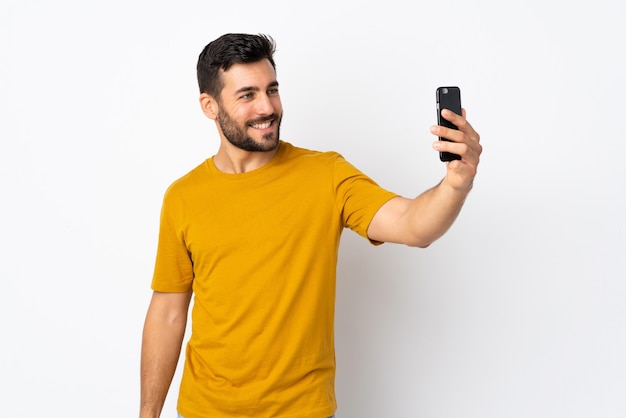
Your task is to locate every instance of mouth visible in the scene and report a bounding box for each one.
[249,118,274,130]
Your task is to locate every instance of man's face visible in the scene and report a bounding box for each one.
[216,60,282,152]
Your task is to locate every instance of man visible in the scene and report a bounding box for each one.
[140,33,481,418]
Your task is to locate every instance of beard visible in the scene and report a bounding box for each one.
[217,107,282,152]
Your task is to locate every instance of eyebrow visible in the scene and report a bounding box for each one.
[234,80,279,95]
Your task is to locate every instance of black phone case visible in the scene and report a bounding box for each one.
[436,86,462,162]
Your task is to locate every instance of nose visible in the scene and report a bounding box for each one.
[255,93,275,115]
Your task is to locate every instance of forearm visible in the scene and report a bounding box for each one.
[403,177,471,247]
[368,176,472,248]
[140,293,190,418]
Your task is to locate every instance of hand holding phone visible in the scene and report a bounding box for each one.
[436,86,462,162]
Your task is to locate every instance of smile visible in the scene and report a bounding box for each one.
[250,120,273,129]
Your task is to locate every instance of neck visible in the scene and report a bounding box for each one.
[213,142,280,174]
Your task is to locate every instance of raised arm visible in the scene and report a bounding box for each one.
[367,108,482,247]
[140,290,192,418]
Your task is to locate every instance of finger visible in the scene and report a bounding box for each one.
[431,124,466,143]
[433,140,470,159]
[442,109,480,143]
[435,142,481,178]
[432,130,482,161]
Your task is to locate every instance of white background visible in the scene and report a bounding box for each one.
[1,0,625,417]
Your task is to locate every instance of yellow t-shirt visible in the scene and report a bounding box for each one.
[152,141,397,418]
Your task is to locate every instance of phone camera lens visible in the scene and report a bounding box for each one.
[442,88,448,94]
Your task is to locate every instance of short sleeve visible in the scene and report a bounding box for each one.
[333,155,398,243]
[150,193,194,292]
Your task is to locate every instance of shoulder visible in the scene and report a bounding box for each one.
[278,141,344,166]
[162,159,210,200]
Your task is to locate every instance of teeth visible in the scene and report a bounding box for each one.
[252,121,271,129]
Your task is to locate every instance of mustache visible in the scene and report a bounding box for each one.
[248,114,278,125]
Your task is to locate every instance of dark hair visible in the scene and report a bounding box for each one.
[197,33,277,98]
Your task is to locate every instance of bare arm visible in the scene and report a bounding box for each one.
[140,290,192,418]
[368,108,482,247]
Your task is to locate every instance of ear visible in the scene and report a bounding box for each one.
[199,93,219,120]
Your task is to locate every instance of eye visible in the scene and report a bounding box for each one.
[268,88,279,96]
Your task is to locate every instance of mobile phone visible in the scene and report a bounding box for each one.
[436,86,462,162]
